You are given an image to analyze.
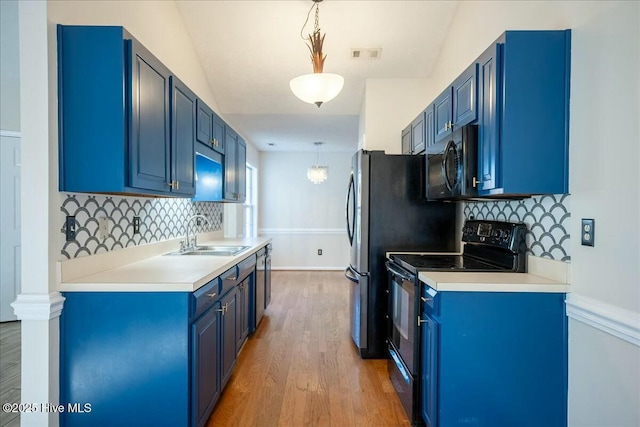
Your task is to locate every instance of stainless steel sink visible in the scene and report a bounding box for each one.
[165,245,251,257]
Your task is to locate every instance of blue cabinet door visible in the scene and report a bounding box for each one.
[224,128,238,201]
[433,89,452,143]
[171,77,196,196]
[236,138,247,201]
[411,112,426,154]
[211,112,225,154]
[424,105,435,149]
[452,63,478,129]
[477,42,502,193]
[401,125,411,154]
[421,313,439,427]
[192,305,220,427]
[196,99,213,148]
[129,38,172,193]
[220,288,237,389]
[196,100,225,154]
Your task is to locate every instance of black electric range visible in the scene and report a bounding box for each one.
[390,219,528,274]
[385,220,527,426]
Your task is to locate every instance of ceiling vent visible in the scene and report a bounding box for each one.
[351,48,382,60]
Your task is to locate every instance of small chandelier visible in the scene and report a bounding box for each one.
[307,142,328,184]
[290,0,344,108]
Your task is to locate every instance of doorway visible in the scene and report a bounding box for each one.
[0,131,21,322]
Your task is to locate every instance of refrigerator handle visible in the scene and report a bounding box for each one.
[345,172,355,245]
[344,266,359,283]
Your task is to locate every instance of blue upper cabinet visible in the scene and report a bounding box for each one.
[129,38,172,193]
[223,128,246,202]
[196,99,225,154]
[424,105,435,150]
[433,89,452,142]
[171,77,196,196]
[476,31,571,196]
[434,63,478,143]
[58,25,195,197]
[401,125,412,154]
[411,111,426,154]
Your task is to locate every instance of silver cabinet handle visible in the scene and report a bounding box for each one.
[417,316,428,326]
[421,296,433,302]
[207,293,217,298]
[473,177,484,188]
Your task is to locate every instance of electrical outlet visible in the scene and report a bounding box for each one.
[581,218,595,246]
[98,217,109,241]
[317,249,323,256]
[133,216,141,234]
[65,216,76,241]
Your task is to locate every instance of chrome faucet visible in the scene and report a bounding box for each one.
[182,214,211,251]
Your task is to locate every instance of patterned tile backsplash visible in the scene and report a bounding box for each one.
[464,194,571,262]
[60,194,223,259]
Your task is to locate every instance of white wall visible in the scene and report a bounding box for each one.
[259,151,351,269]
[48,0,220,111]
[0,0,20,131]
[360,78,431,154]
[421,2,640,425]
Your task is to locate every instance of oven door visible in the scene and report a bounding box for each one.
[386,261,418,374]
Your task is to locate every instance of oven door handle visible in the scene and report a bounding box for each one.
[385,261,415,282]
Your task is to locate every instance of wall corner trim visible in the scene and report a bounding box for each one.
[11,292,66,320]
[565,293,640,347]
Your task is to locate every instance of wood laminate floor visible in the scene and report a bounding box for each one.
[207,271,410,427]
[0,321,20,427]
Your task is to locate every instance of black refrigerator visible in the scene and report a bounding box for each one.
[344,150,457,358]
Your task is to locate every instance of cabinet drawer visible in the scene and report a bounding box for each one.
[237,255,257,280]
[220,266,239,296]
[421,284,439,316]
[192,278,220,320]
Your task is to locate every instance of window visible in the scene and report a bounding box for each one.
[244,163,257,237]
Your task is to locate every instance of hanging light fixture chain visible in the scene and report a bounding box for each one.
[299,1,318,41]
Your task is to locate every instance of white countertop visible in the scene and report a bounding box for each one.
[58,236,271,293]
[418,271,570,293]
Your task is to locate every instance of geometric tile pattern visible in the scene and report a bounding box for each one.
[60,193,223,259]
[464,194,571,261]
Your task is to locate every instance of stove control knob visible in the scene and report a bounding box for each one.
[501,230,511,241]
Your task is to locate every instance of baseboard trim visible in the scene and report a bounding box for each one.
[565,293,640,347]
[272,267,345,271]
[259,228,344,236]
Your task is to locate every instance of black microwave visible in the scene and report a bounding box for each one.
[426,125,478,200]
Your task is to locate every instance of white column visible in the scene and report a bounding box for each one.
[12,1,63,426]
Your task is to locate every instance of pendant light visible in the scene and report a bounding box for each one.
[290,0,344,108]
[307,142,328,184]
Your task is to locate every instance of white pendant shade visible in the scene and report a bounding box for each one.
[307,166,328,184]
[290,73,344,107]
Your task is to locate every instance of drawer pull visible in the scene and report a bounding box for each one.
[207,293,217,298]
[417,316,428,326]
[421,296,433,302]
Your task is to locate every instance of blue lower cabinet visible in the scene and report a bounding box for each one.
[60,292,191,427]
[420,289,567,427]
[60,272,254,427]
[220,288,238,389]
[192,304,220,427]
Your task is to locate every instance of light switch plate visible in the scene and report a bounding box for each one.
[581,218,595,246]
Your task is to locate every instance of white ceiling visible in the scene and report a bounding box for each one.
[176,0,459,152]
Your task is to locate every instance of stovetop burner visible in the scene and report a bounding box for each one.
[390,220,528,274]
